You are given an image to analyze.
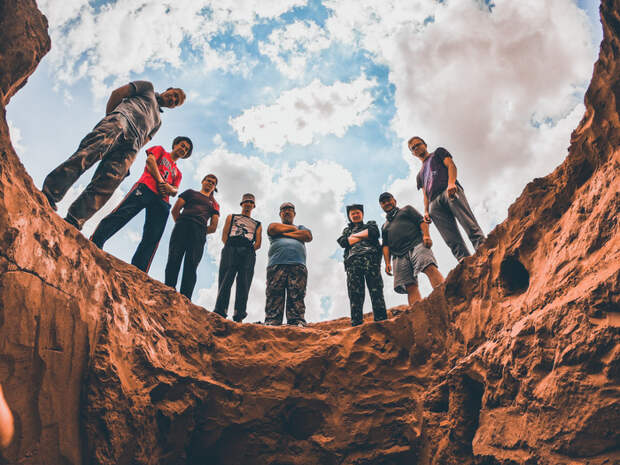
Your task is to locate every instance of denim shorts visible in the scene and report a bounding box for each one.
[392,243,437,294]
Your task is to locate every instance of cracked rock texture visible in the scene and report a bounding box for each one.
[0,0,618,464]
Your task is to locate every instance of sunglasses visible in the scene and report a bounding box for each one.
[409,142,424,152]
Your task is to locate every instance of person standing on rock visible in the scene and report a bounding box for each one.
[379,192,444,306]
[337,204,388,327]
[264,202,312,327]
[164,174,220,300]
[213,193,262,322]
[409,136,485,262]
[89,136,192,273]
[41,81,186,230]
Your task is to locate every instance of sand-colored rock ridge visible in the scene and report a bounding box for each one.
[0,0,618,464]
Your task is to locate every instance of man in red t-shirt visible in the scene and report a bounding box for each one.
[90,136,192,273]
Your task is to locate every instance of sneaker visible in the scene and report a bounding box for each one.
[293,321,307,328]
[43,191,57,211]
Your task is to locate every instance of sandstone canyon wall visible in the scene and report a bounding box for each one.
[0,0,618,464]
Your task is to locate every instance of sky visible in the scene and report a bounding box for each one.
[7,0,602,322]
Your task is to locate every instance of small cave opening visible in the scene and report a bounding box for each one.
[499,255,530,295]
[448,374,485,455]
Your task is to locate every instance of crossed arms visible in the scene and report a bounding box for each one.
[267,223,312,242]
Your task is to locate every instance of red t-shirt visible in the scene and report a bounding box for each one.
[136,145,182,203]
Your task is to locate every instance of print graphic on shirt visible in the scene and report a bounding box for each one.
[159,157,177,183]
[230,215,259,242]
[423,159,436,197]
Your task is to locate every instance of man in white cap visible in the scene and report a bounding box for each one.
[264,202,312,326]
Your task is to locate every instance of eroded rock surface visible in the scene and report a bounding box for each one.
[0,1,618,464]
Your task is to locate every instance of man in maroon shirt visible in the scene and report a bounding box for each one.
[90,136,192,272]
[165,174,220,300]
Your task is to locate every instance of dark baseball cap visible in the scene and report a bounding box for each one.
[378,192,393,202]
[280,202,295,211]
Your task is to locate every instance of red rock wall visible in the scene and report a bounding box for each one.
[0,1,618,464]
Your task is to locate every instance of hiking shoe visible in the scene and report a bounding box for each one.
[233,311,247,323]
[213,310,227,319]
[64,215,80,229]
[43,191,57,211]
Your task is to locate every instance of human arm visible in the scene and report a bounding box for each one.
[170,197,186,222]
[207,214,219,234]
[221,214,232,244]
[443,156,458,197]
[420,221,433,248]
[282,228,312,242]
[0,384,14,448]
[382,246,392,276]
[267,223,298,236]
[106,84,134,114]
[423,189,431,222]
[336,227,351,248]
[254,224,263,250]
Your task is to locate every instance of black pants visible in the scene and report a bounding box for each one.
[164,219,206,300]
[90,183,170,272]
[213,244,256,321]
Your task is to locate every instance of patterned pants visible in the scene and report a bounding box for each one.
[42,113,140,229]
[345,254,387,326]
[265,264,307,325]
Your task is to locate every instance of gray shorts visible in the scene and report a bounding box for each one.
[393,243,437,294]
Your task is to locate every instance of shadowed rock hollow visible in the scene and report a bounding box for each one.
[0,1,618,464]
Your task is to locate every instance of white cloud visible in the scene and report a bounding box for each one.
[322,0,596,262]
[38,0,306,97]
[229,75,378,153]
[258,20,331,79]
[126,230,141,244]
[7,121,25,154]
[56,183,128,237]
[192,144,358,322]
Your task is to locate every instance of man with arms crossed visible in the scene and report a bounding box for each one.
[213,193,262,322]
[264,202,312,327]
[337,204,387,326]
[42,81,185,229]
[409,136,485,261]
[379,192,443,306]
[90,136,192,272]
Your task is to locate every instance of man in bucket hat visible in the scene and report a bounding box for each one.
[213,193,262,322]
[337,204,387,326]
